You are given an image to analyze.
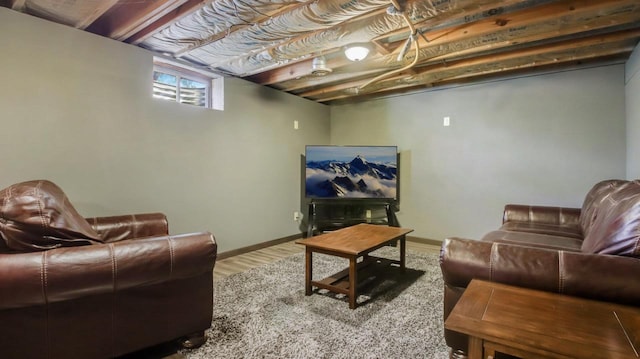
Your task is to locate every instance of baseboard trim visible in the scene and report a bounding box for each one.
[217,233,303,260]
[406,236,443,247]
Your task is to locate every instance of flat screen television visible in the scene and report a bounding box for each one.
[305,145,398,200]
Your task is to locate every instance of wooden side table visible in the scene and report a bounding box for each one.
[444,279,640,359]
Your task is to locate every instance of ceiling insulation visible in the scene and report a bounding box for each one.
[2,0,640,104]
[143,0,501,75]
[147,0,394,74]
[140,0,302,54]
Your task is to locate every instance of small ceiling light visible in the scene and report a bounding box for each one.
[311,55,332,76]
[344,43,372,62]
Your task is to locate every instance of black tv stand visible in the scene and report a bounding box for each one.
[306,199,399,237]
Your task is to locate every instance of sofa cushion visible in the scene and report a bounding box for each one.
[581,181,640,258]
[580,179,628,237]
[482,230,583,251]
[0,180,102,252]
[500,221,583,239]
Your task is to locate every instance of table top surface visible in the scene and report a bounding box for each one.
[295,224,413,255]
[445,279,640,358]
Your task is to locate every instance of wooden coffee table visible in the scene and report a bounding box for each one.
[445,279,640,359]
[295,223,413,309]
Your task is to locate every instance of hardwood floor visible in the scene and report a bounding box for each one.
[213,238,441,281]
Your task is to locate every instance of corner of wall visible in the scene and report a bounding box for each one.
[626,43,640,84]
[626,43,640,179]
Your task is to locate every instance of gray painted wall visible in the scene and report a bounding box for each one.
[330,65,627,241]
[626,44,640,179]
[0,8,330,253]
[0,7,633,251]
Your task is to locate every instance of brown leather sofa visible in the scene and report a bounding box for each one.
[0,180,217,358]
[440,179,640,359]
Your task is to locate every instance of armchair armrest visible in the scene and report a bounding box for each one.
[440,237,640,306]
[502,204,581,226]
[85,213,169,242]
[0,232,216,310]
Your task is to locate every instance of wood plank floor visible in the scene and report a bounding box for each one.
[214,238,441,281]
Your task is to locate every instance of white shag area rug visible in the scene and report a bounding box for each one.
[181,246,449,359]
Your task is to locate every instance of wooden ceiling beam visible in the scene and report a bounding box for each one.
[368,0,640,72]
[419,1,640,62]
[247,50,362,87]
[321,47,634,102]
[287,0,640,95]
[278,68,387,92]
[306,28,640,99]
[181,7,396,75]
[311,38,636,102]
[335,51,634,103]
[85,0,188,40]
[261,0,640,91]
[72,0,119,30]
[322,53,629,104]
[365,35,640,95]
[249,0,524,86]
[126,0,211,45]
[287,68,390,95]
[4,0,639,104]
[421,29,640,73]
[371,0,528,46]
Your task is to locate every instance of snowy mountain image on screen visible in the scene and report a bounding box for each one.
[306,155,397,198]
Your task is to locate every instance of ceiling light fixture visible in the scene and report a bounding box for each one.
[311,55,332,76]
[344,43,372,62]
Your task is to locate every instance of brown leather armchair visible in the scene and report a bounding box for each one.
[440,179,640,359]
[0,180,217,359]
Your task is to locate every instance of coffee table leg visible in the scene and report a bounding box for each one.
[468,336,483,359]
[400,235,406,272]
[349,256,357,309]
[305,247,313,296]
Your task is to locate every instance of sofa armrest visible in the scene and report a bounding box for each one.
[440,237,640,306]
[502,204,581,226]
[85,213,169,242]
[0,232,216,310]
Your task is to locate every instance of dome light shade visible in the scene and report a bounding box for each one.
[344,43,372,61]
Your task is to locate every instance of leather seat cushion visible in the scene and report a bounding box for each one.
[0,180,102,252]
[482,230,583,251]
[500,221,582,239]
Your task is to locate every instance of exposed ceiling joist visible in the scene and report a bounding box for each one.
[309,28,640,102]
[86,0,189,41]
[74,0,119,30]
[284,0,640,97]
[126,0,211,45]
[2,0,639,104]
[173,0,316,57]
[248,0,523,85]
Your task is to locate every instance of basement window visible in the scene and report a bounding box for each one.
[152,58,223,110]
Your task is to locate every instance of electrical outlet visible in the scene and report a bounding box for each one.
[443,116,450,126]
[294,120,299,130]
[293,211,303,221]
